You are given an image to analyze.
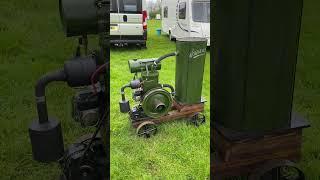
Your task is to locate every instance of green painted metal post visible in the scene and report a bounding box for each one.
[214,0,303,132]
[175,37,207,104]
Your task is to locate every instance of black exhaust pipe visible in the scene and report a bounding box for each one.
[29,69,67,162]
[29,57,96,162]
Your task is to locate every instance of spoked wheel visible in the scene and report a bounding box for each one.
[189,113,206,127]
[136,121,157,138]
[249,160,305,180]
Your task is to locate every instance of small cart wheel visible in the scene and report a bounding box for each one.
[136,121,157,138]
[249,160,305,180]
[189,113,206,127]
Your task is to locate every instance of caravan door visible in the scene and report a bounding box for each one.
[176,0,190,38]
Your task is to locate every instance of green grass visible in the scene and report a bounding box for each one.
[294,0,320,179]
[110,20,210,179]
[0,1,94,179]
[0,0,319,179]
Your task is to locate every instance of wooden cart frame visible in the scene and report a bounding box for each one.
[212,113,309,179]
[131,100,206,137]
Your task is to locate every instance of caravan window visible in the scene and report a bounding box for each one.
[192,1,210,23]
[179,2,186,19]
[163,6,168,18]
[119,0,142,13]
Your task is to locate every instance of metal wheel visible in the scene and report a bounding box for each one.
[136,121,157,138]
[248,160,305,180]
[189,113,206,126]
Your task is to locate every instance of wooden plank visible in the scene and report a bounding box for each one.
[132,103,204,128]
[212,128,303,177]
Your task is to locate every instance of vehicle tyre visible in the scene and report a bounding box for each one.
[141,42,147,49]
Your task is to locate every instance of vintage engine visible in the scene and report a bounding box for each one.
[119,54,176,120]
[28,0,109,179]
[72,84,103,127]
[119,38,208,137]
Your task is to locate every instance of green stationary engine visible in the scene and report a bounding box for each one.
[119,55,176,119]
[120,37,207,137]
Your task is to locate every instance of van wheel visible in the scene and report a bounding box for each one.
[140,43,147,49]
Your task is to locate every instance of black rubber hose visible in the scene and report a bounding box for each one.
[162,84,175,94]
[35,69,66,124]
[120,84,131,101]
[154,52,177,64]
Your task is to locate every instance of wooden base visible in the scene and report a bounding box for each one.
[212,113,309,178]
[132,100,204,128]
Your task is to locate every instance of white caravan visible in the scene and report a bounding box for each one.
[161,0,210,46]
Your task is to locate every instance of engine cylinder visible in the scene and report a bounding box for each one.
[59,0,109,37]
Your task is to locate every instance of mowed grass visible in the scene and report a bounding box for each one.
[110,20,210,179]
[0,1,96,179]
[295,0,320,179]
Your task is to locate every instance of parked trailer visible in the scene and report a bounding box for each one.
[161,0,210,46]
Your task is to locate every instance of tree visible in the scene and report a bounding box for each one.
[147,0,162,19]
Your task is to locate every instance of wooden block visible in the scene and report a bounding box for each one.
[132,103,204,128]
[212,128,303,177]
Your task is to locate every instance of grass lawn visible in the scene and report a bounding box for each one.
[110,20,210,179]
[294,0,320,178]
[0,1,96,179]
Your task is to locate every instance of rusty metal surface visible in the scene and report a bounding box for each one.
[131,100,204,128]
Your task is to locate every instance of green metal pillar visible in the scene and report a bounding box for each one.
[214,0,303,132]
[175,37,207,105]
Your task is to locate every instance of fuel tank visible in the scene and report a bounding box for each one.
[175,37,207,105]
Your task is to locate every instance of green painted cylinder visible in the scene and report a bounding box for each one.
[175,37,207,104]
[128,59,161,73]
[59,0,108,37]
[214,0,303,132]
[141,71,160,92]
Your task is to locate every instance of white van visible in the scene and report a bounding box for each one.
[161,0,210,46]
[110,0,148,47]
